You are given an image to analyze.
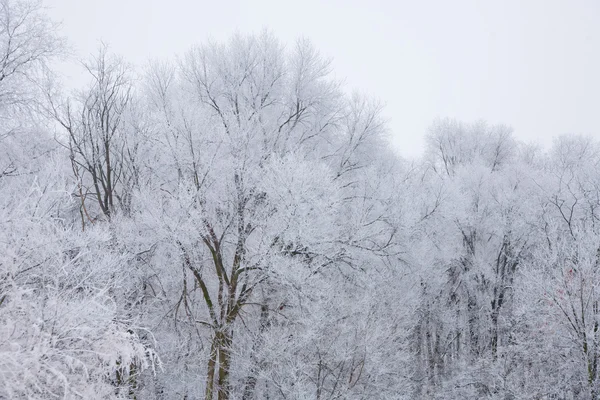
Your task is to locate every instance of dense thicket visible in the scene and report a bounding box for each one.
[1,1,599,399]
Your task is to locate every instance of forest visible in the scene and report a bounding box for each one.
[1,0,600,399]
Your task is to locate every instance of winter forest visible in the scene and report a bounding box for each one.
[1,0,600,399]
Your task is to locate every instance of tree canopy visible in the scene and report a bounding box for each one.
[1,1,599,399]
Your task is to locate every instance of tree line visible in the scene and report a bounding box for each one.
[1,0,599,398]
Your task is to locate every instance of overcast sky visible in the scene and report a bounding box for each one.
[45,0,600,158]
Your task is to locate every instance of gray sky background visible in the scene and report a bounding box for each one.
[45,0,600,158]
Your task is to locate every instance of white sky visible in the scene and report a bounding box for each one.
[45,0,600,158]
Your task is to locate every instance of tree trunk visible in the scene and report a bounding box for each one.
[242,303,270,400]
[205,336,218,400]
[217,330,233,400]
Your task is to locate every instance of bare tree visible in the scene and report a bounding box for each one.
[0,0,63,179]
[425,118,516,176]
[51,45,134,224]
[139,33,397,400]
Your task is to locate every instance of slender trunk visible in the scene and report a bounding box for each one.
[205,336,218,400]
[491,311,499,359]
[467,293,478,357]
[105,138,113,210]
[425,319,435,385]
[242,303,270,400]
[217,330,233,400]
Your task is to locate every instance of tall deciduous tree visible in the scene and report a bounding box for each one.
[50,45,142,225]
[0,0,63,179]
[134,33,400,400]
